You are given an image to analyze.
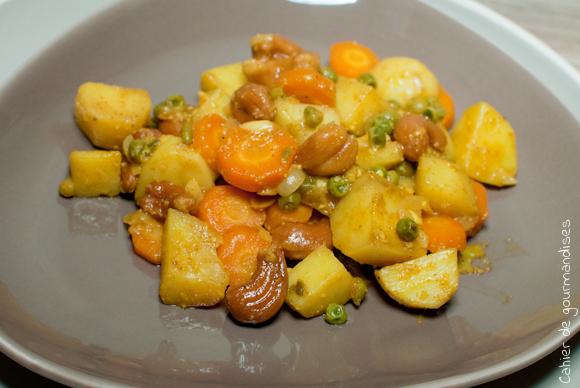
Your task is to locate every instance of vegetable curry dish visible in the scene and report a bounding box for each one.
[59,34,518,325]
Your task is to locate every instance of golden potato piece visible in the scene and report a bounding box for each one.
[330,174,427,266]
[59,150,121,197]
[286,247,353,318]
[371,57,439,105]
[274,97,340,144]
[356,135,404,169]
[200,62,248,96]
[135,135,216,201]
[375,249,459,309]
[191,89,232,124]
[74,82,151,149]
[451,101,517,187]
[416,154,479,220]
[335,77,385,136]
[160,209,228,308]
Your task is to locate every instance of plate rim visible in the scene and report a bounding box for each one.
[0,0,578,387]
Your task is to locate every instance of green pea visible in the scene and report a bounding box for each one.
[395,161,414,177]
[369,166,387,178]
[304,106,324,128]
[154,95,186,120]
[368,111,397,147]
[385,170,399,185]
[122,134,134,160]
[327,176,351,198]
[181,121,193,145]
[168,95,185,107]
[351,278,367,307]
[396,217,419,242]
[127,138,158,164]
[325,303,347,325]
[128,140,145,163]
[278,191,301,211]
[357,73,377,88]
[368,125,387,147]
[147,139,160,154]
[320,66,338,83]
[300,175,317,192]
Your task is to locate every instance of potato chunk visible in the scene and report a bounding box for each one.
[330,174,427,266]
[160,209,228,307]
[335,77,385,136]
[274,97,340,143]
[135,135,216,201]
[356,135,404,169]
[415,154,479,223]
[200,62,248,96]
[59,150,121,197]
[191,89,232,124]
[75,82,151,149]
[451,101,518,186]
[286,247,353,318]
[371,57,439,105]
[375,249,459,309]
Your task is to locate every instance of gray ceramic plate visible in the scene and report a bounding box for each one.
[0,0,579,387]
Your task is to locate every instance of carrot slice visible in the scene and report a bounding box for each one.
[471,180,489,231]
[264,203,313,230]
[217,225,271,287]
[280,68,336,106]
[198,185,266,233]
[329,41,379,78]
[439,86,455,129]
[191,114,227,170]
[124,211,163,265]
[423,216,467,252]
[217,126,297,192]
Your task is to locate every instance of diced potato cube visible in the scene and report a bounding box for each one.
[335,77,385,136]
[330,174,427,266]
[371,57,439,105]
[160,209,228,307]
[200,62,247,96]
[274,97,340,143]
[74,82,151,149]
[356,135,404,169]
[191,89,232,123]
[135,135,216,201]
[375,249,459,309]
[451,101,518,186]
[286,247,354,318]
[415,154,478,220]
[59,150,121,197]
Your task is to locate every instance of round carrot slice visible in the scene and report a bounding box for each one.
[217,126,297,192]
[217,225,271,287]
[198,185,266,233]
[438,86,455,129]
[264,203,313,230]
[191,114,227,170]
[280,68,336,106]
[329,41,379,78]
[423,216,467,252]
